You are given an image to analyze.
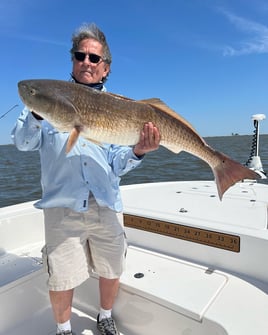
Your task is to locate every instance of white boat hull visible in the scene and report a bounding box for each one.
[1,180,268,334]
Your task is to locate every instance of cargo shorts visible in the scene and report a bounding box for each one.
[41,195,127,291]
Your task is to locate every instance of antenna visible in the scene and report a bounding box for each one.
[245,114,266,178]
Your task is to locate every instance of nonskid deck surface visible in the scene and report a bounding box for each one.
[0,267,123,335]
[4,308,107,335]
[0,243,114,335]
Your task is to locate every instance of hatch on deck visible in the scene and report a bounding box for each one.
[120,246,227,321]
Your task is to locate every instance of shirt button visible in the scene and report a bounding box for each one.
[84,162,87,166]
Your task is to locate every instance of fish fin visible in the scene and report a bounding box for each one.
[66,129,103,151]
[66,127,81,153]
[161,141,183,154]
[139,98,198,134]
[213,151,260,200]
[107,92,135,101]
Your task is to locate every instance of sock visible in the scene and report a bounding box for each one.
[56,320,71,333]
[99,307,112,321]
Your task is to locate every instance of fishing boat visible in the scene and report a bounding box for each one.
[0,114,267,335]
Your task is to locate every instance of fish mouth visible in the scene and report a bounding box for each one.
[18,80,40,110]
[18,80,30,103]
[18,80,26,92]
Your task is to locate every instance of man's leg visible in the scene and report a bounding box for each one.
[99,277,119,309]
[49,289,74,323]
[97,277,120,334]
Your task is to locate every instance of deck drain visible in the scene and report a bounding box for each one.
[134,272,144,279]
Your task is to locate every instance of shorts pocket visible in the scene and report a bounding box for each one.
[41,245,51,276]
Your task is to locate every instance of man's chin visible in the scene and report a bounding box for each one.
[78,73,93,84]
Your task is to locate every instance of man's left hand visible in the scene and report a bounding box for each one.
[133,122,161,157]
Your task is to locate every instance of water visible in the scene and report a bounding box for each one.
[1,135,268,208]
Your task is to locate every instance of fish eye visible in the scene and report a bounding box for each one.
[30,88,36,96]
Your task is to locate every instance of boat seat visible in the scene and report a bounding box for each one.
[120,245,227,321]
[0,243,43,287]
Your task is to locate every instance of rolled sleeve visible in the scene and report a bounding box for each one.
[120,150,143,175]
[107,145,143,176]
[11,108,42,151]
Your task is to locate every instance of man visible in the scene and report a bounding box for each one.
[12,23,160,335]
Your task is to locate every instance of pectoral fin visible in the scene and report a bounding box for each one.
[66,127,81,153]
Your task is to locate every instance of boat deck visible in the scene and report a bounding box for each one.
[0,240,114,335]
[1,239,268,335]
[1,180,268,334]
[121,180,268,286]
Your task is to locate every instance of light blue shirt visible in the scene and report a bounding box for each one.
[11,108,143,212]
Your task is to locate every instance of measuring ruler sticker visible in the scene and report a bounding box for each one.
[124,214,240,253]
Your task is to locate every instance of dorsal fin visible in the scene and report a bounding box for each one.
[104,93,200,140]
[138,98,197,133]
[106,94,197,133]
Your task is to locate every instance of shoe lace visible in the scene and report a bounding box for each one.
[98,317,117,334]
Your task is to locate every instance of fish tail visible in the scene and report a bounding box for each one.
[213,151,260,200]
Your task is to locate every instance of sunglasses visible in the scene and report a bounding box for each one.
[74,51,103,64]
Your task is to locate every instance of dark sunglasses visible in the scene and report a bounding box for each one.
[74,51,103,64]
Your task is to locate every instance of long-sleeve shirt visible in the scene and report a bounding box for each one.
[11,108,143,212]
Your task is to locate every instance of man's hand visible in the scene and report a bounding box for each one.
[133,122,161,157]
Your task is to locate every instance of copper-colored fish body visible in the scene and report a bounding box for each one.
[18,79,259,199]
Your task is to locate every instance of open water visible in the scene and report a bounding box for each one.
[1,134,268,208]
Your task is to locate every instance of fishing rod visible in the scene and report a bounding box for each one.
[0,104,19,120]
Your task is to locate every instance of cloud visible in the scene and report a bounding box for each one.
[0,0,68,47]
[220,9,268,56]
[13,33,69,48]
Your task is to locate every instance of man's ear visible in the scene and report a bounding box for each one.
[103,64,110,77]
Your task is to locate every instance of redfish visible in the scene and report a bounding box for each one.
[18,79,259,199]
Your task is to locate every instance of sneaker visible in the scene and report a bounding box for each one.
[56,331,75,335]
[97,314,119,335]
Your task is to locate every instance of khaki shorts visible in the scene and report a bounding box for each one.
[42,195,127,291]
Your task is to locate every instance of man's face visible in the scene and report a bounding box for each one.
[72,38,110,84]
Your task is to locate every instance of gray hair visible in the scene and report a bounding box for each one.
[70,23,112,81]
